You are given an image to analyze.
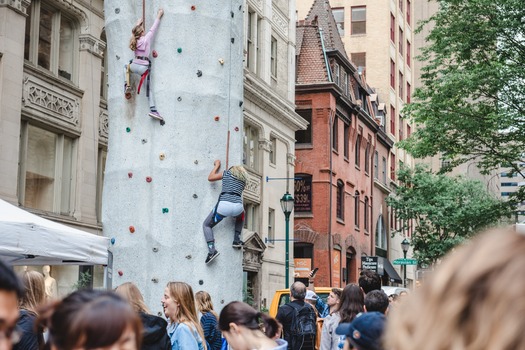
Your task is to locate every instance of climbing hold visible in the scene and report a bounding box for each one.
[234,126,239,132]
[239,5,242,10]
[196,70,202,77]
[177,47,182,53]
[118,270,123,276]
[141,138,147,144]
[159,153,166,160]
[126,127,131,132]
[146,176,152,183]
[231,38,235,44]
[152,50,158,58]
[152,247,159,252]
[214,116,220,121]
[185,255,192,259]
[191,5,196,10]
[194,160,199,164]
[116,55,120,60]
[199,280,204,285]
[128,172,133,178]
[177,96,182,102]
[162,208,169,213]
[193,194,198,199]
[151,278,159,283]
[111,238,116,245]
[231,11,234,18]
[239,101,243,107]
[157,312,162,317]
[220,299,225,304]
[129,226,135,233]
[115,8,120,14]
[218,58,225,65]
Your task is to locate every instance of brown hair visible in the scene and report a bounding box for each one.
[39,289,142,350]
[116,282,150,314]
[166,282,207,350]
[20,270,45,315]
[385,228,525,350]
[195,290,218,320]
[129,24,144,51]
[219,301,280,339]
[339,283,364,323]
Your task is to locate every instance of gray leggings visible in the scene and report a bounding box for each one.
[127,62,156,110]
[203,202,244,243]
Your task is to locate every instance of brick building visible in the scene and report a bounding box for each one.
[293,0,399,287]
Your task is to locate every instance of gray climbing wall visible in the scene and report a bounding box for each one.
[103,1,244,312]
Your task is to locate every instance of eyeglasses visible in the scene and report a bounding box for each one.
[0,326,22,345]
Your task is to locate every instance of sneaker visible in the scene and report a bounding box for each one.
[205,251,220,264]
[232,240,244,249]
[148,111,163,121]
[160,119,165,126]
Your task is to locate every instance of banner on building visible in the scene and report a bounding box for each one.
[294,258,312,278]
[332,250,341,287]
[294,175,312,212]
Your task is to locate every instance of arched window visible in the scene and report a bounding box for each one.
[364,197,369,231]
[336,180,344,220]
[354,191,360,228]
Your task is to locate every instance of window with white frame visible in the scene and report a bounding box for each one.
[271,36,277,78]
[19,123,76,215]
[269,136,277,165]
[364,197,369,231]
[268,208,275,243]
[332,8,345,36]
[364,141,370,174]
[245,9,262,75]
[244,201,260,232]
[24,1,78,82]
[351,6,366,35]
[342,70,348,96]
[243,123,260,171]
[334,63,340,86]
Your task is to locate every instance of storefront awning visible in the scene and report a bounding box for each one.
[378,257,402,284]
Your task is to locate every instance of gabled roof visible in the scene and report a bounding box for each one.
[296,21,330,84]
[305,0,348,60]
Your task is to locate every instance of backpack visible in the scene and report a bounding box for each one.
[288,303,317,350]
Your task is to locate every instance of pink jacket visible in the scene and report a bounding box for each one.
[133,18,160,65]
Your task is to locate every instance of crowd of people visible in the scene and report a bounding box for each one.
[1,227,524,350]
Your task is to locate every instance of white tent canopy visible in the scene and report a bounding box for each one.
[0,199,109,266]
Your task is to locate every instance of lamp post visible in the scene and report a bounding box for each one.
[401,238,410,288]
[280,192,294,288]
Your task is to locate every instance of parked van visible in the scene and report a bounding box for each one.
[269,287,332,317]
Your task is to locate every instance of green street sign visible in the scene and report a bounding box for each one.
[393,258,418,265]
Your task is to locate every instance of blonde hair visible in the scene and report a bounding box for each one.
[229,165,247,184]
[195,291,218,320]
[167,282,207,350]
[129,24,144,51]
[115,282,150,314]
[20,270,46,314]
[384,227,525,350]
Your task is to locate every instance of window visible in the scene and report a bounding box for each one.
[351,52,366,72]
[332,117,339,151]
[269,136,277,165]
[19,123,76,215]
[390,153,396,180]
[390,60,395,88]
[407,82,411,103]
[354,191,360,228]
[342,70,348,96]
[334,63,340,86]
[351,7,366,35]
[390,105,396,136]
[375,215,387,251]
[399,118,404,141]
[355,134,361,167]
[246,9,261,74]
[501,192,512,197]
[364,141,371,174]
[268,208,275,243]
[399,72,404,99]
[271,36,277,78]
[364,197,369,231]
[243,124,259,171]
[25,1,78,82]
[399,0,403,13]
[407,124,411,138]
[382,157,387,183]
[374,151,379,179]
[244,202,260,232]
[390,14,395,42]
[337,180,345,220]
[399,28,404,55]
[406,0,411,26]
[406,41,411,67]
[96,147,107,222]
[100,31,108,99]
[332,8,345,36]
[344,123,350,159]
[296,109,312,144]
[502,182,519,186]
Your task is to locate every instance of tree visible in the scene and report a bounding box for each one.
[387,165,513,266]
[400,0,525,195]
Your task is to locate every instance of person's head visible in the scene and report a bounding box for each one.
[219,301,280,349]
[336,312,386,350]
[229,165,247,184]
[19,270,46,314]
[358,270,381,294]
[129,24,145,51]
[327,288,342,310]
[385,227,525,350]
[0,260,23,350]
[195,291,218,319]
[39,289,142,350]
[364,290,389,314]
[339,283,364,323]
[115,282,150,314]
[387,294,398,304]
[289,282,307,301]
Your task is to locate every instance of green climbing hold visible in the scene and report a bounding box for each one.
[177,47,182,53]
[162,208,169,213]
[126,127,131,133]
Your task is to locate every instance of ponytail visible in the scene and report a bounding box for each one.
[259,312,281,339]
[129,24,144,51]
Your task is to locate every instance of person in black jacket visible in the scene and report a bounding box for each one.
[14,271,45,350]
[116,282,171,350]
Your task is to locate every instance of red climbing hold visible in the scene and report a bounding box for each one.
[146,176,152,183]
[129,226,135,233]
[128,172,133,178]
[214,116,220,121]
[234,126,239,132]
[152,50,158,58]
[191,5,196,10]
[118,270,124,276]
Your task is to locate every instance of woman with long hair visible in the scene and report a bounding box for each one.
[195,291,222,350]
[14,270,46,350]
[162,282,206,350]
[219,301,286,350]
[338,284,364,324]
[203,160,248,264]
[116,282,171,350]
[38,289,142,350]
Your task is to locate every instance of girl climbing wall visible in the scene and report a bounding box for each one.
[126,8,165,125]
[203,160,247,264]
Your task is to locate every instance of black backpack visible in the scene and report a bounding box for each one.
[288,303,317,350]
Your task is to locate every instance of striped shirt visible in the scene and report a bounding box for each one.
[219,170,245,204]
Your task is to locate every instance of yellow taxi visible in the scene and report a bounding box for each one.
[269,287,333,317]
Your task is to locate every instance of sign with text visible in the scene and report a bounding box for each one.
[294,175,312,212]
[361,256,378,272]
[332,250,341,287]
[294,258,312,278]
[393,258,418,265]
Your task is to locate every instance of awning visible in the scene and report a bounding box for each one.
[378,257,402,284]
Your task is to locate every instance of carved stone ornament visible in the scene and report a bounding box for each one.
[259,139,272,152]
[99,109,108,141]
[244,172,261,203]
[272,7,289,38]
[80,34,106,58]
[287,152,296,166]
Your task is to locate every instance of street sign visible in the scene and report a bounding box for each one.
[361,256,378,272]
[393,258,418,265]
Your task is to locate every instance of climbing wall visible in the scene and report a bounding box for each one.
[103,1,244,312]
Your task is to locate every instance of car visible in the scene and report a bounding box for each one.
[269,287,333,317]
[381,286,409,296]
